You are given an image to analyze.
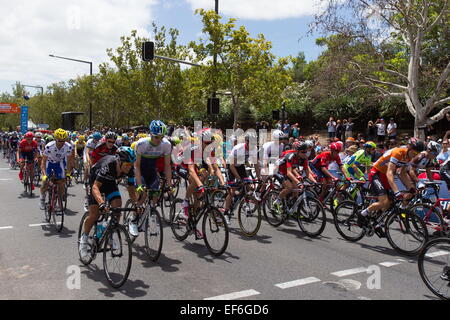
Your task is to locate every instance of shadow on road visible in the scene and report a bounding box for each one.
[132,244,182,272]
[80,264,149,298]
[41,224,76,238]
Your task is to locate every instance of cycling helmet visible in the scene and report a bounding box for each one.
[201,128,213,142]
[427,141,442,155]
[363,141,377,149]
[117,146,136,163]
[293,141,308,151]
[122,134,129,141]
[35,132,43,138]
[24,132,34,139]
[71,132,77,139]
[54,128,68,140]
[408,138,425,152]
[78,135,86,141]
[149,120,167,136]
[105,131,117,140]
[330,142,343,152]
[305,140,315,148]
[93,132,102,141]
[272,130,287,140]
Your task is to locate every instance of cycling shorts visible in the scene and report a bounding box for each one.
[368,168,390,197]
[19,152,34,162]
[46,162,65,180]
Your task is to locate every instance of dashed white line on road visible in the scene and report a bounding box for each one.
[0,178,13,181]
[275,277,321,289]
[425,250,450,258]
[0,226,13,230]
[204,289,260,300]
[379,262,402,267]
[331,267,368,277]
[29,223,50,227]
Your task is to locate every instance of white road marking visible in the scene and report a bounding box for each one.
[204,289,260,300]
[0,226,13,230]
[379,262,402,267]
[29,223,50,227]
[425,250,450,258]
[0,178,13,181]
[275,277,321,289]
[331,267,368,277]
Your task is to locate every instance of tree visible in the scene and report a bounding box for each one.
[190,9,291,129]
[313,0,450,137]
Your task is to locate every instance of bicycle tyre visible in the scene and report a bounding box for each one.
[297,196,327,238]
[262,190,285,227]
[333,200,365,242]
[409,203,446,237]
[386,210,428,256]
[103,224,132,289]
[145,209,163,261]
[202,208,229,256]
[418,237,450,300]
[77,211,96,266]
[237,196,261,237]
[53,194,65,232]
[170,198,189,241]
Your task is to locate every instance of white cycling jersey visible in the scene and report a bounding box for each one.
[228,143,258,167]
[43,141,73,164]
[135,137,171,159]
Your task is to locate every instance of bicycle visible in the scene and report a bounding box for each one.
[418,236,450,300]
[124,188,163,262]
[9,149,17,170]
[21,158,34,198]
[264,183,327,238]
[78,206,137,288]
[43,175,65,232]
[218,178,262,237]
[333,191,429,256]
[34,160,41,187]
[170,187,229,256]
[73,157,84,184]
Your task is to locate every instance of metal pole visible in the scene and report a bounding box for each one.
[213,0,218,100]
[89,62,93,130]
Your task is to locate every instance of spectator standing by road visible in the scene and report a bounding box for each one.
[283,120,291,137]
[327,117,336,140]
[291,123,300,139]
[375,118,386,142]
[336,120,345,142]
[387,118,397,141]
[345,118,354,140]
[367,121,376,141]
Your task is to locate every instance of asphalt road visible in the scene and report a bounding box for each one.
[0,157,442,301]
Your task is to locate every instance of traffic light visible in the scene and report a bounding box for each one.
[142,41,154,61]
[207,98,220,115]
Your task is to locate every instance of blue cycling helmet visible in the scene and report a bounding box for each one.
[149,120,167,136]
[93,132,102,140]
[117,146,136,163]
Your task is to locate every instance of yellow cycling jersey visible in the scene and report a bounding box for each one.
[74,140,86,149]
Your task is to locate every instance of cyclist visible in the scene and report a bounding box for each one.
[259,130,288,176]
[90,131,118,165]
[359,138,426,231]
[274,141,317,208]
[409,141,441,183]
[39,129,74,210]
[74,135,87,173]
[131,120,173,237]
[79,147,140,260]
[222,131,261,222]
[18,132,39,188]
[84,132,102,187]
[342,141,377,182]
[309,142,349,202]
[8,132,20,165]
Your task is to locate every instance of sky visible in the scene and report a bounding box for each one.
[0,0,327,97]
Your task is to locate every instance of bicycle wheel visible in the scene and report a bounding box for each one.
[262,191,285,227]
[77,211,96,266]
[44,192,51,223]
[144,208,163,261]
[160,191,171,224]
[122,199,137,244]
[170,198,189,241]
[333,200,365,242]
[297,196,327,238]
[418,237,450,300]
[409,203,446,237]
[52,194,65,232]
[237,196,261,237]
[386,210,428,256]
[202,208,229,256]
[103,224,132,289]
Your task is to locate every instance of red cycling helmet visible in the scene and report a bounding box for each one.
[330,142,342,152]
[24,132,34,139]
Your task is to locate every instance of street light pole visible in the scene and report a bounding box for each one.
[49,54,93,130]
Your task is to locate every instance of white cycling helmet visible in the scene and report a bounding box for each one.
[272,130,287,140]
[427,141,442,155]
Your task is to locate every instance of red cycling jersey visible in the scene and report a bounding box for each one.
[19,139,38,153]
[310,151,342,168]
[278,150,307,176]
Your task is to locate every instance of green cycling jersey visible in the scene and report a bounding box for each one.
[343,149,372,180]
